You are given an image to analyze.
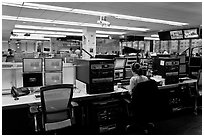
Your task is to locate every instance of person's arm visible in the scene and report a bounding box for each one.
[129,77,136,95]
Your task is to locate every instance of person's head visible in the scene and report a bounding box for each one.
[131,62,143,76]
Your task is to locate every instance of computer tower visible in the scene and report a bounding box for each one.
[154,58,180,85]
[76,58,114,94]
[88,99,124,134]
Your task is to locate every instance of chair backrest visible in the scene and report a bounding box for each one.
[131,80,160,121]
[197,69,202,92]
[40,84,73,124]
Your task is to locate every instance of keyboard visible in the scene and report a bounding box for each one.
[122,85,129,90]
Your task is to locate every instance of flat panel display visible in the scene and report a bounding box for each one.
[44,58,62,72]
[125,69,133,79]
[189,57,202,67]
[158,31,171,40]
[170,30,183,39]
[23,58,42,73]
[23,73,43,87]
[114,58,126,69]
[179,64,186,73]
[178,55,186,64]
[184,29,199,39]
[44,72,62,86]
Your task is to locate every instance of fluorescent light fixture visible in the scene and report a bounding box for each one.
[114,14,188,26]
[3,2,188,26]
[144,37,159,40]
[10,35,50,40]
[3,15,148,31]
[23,2,73,12]
[15,24,82,32]
[12,29,109,38]
[2,2,23,6]
[13,33,66,38]
[150,34,159,38]
[15,24,125,35]
[96,30,125,35]
[96,34,109,38]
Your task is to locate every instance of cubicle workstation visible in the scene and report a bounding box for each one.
[2,55,199,135]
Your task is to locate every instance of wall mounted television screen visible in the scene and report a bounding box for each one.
[44,58,62,72]
[158,31,171,40]
[23,58,42,73]
[184,28,199,39]
[170,30,183,39]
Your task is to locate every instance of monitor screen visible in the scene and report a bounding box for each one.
[44,48,50,52]
[178,55,186,64]
[179,64,186,73]
[170,30,183,39]
[158,31,171,40]
[44,72,62,86]
[184,29,199,39]
[125,69,133,79]
[44,58,62,72]
[114,58,126,69]
[23,58,42,72]
[189,57,202,67]
[23,73,43,87]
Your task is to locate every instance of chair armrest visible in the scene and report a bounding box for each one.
[71,101,79,107]
[124,98,131,104]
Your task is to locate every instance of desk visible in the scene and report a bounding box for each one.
[2,87,128,108]
[2,87,128,134]
[2,79,197,134]
[2,79,196,108]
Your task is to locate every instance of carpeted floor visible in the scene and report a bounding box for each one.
[126,109,202,135]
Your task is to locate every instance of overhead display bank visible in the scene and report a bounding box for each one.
[158,28,201,40]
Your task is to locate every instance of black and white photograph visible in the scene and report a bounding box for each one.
[2,0,202,135]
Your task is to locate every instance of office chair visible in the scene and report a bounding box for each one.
[30,84,75,134]
[125,80,161,134]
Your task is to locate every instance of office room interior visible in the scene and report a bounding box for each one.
[2,1,202,135]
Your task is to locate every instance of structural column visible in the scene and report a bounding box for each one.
[82,27,96,59]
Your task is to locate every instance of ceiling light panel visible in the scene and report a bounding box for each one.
[15,24,125,35]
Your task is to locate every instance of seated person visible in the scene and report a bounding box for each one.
[6,50,14,62]
[129,62,148,96]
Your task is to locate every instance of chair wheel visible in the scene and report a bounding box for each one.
[147,123,155,128]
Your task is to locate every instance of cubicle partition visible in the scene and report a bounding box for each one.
[2,62,76,92]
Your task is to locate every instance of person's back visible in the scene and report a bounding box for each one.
[129,62,148,95]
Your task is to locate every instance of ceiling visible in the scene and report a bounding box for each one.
[2,2,202,41]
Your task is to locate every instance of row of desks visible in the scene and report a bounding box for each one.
[2,79,197,108]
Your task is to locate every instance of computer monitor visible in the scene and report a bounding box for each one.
[189,57,202,67]
[125,68,133,79]
[14,53,23,62]
[178,55,186,64]
[44,58,62,72]
[23,58,43,73]
[179,64,186,73]
[114,58,126,69]
[23,73,43,87]
[44,72,62,86]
